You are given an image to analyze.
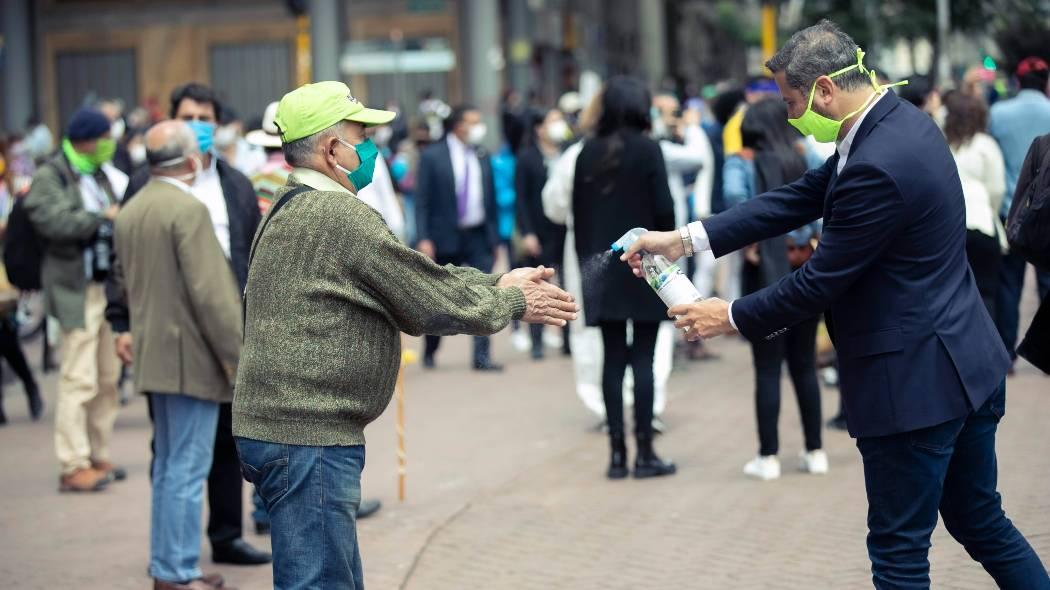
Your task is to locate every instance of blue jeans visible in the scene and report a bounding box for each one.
[150,393,219,583]
[995,250,1050,358]
[236,438,366,590]
[856,384,1049,589]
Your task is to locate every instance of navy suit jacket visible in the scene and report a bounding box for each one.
[415,138,499,256]
[704,93,1010,438]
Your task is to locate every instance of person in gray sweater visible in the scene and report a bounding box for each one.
[233,81,577,590]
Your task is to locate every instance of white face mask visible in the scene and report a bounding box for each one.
[467,123,487,146]
[129,143,147,165]
[546,119,570,143]
[110,119,126,140]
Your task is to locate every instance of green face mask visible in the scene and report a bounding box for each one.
[62,137,117,174]
[787,48,907,143]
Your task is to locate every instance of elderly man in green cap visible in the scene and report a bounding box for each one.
[232,82,577,589]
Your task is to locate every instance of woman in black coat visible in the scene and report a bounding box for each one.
[572,76,677,480]
[515,107,570,359]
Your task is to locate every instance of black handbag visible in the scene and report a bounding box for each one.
[1005,136,1050,272]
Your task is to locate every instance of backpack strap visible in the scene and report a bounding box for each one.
[243,184,312,337]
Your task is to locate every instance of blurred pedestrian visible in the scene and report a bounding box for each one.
[233,81,576,590]
[215,108,265,177]
[1010,131,1050,374]
[989,57,1050,368]
[23,107,127,492]
[110,82,269,566]
[415,104,504,371]
[515,108,571,359]
[96,98,135,176]
[112,120,241,590]
[725,98,826,480]
[245,101,292,214]
[945,91,1007,317]
[572,76,676,480]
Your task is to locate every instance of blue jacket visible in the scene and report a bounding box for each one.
[704,93,1010,438]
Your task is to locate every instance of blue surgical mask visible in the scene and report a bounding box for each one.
[335,138,379,192]
[186,120,215,153]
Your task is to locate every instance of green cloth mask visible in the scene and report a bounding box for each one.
[335,138,379,192]
[787,48,907,143]
[62,137,117,174]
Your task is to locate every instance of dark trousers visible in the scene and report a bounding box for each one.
[995,248,1050,359]
[0,318,37,394]
[750,316,822,456]
[424,227,495,366]
[149,398,245,549]
[599,321,660,438]
[966,229,1002,319]
[856,385,1049,589]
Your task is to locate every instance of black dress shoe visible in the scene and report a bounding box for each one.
[358,498,382,519]
[213,538,272,565]
[473,361,504,372]
[826,414,848,431]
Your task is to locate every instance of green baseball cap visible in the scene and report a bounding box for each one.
[274,81,396,143]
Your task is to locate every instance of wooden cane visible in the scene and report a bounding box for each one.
[396,365,406,502]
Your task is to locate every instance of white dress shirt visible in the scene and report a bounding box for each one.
[192,153,232,259]
[446,134,485,228]
[685,91,887,330]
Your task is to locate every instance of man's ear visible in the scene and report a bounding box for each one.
[813,76,836,106]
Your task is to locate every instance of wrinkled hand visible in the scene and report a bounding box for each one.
[416,239,436,260]
[115,333,133,365]
[499,265,578,326]
[522,234,542,257]
[620,230,684,278]
[667,298,736,341]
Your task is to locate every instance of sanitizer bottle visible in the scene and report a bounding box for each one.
[611,227,701,308]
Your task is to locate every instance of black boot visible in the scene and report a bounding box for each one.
[26,383,43,421]
[607,434,628,480]
[633,434,676,479]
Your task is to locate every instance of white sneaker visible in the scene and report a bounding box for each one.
[743,455,781,481]
[511,330,531,352]
[799,449,829,474]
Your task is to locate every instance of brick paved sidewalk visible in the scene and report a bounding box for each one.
[2,318,1048,589]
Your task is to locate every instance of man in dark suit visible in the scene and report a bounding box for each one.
[106,83,270,566]
[623,20,1049,589]
[415,104,503,371]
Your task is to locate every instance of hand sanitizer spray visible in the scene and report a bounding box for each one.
[611,227,702,308]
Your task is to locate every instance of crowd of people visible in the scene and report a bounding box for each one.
[0,17,1049,590]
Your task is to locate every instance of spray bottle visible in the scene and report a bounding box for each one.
[611,227,702,309]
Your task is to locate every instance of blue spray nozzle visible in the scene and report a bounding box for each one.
[611,227,648,254]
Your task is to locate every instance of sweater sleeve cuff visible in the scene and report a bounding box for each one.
[505,287,527,320]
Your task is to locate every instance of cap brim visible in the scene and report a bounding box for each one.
[346,107,397,127]
[246,129,283,148]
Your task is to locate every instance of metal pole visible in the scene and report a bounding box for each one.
[460,0,503,152]
[308,0,340,82]
[936,0,951,85]
[638,0,668,90]
[506,0,532,95]
[2,0,35,132]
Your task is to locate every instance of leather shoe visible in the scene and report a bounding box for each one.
[59,467,109,492]
[212,538,271,565]
[358,498,382,519]
[200,573,225,587]
[91,460,127,482]
[154,577,233,590]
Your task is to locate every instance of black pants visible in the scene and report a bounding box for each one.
[424,227,495,366]
[966,229,1002,319]
[750,315,822,456]
[149,398,243,549]
[0,317,36,394]
[599,320,660,438]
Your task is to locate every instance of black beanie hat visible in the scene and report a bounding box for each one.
[67,108,111,141]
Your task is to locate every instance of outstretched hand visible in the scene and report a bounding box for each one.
[618,230,684,278]
[498,266,579,326]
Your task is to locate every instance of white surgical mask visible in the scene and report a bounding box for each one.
[129,143,147,165]
[546,119,570,143]
[467,123,487,146]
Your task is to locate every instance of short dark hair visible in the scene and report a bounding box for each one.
[1019,69,1050,92]
[169,82,223,121]
[766,19,870,94]
[444,104,478,134]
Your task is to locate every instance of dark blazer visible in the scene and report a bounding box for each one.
[703,93,1010,438]
[515,143,566,267]
[414,137,499,256]
[573,130,676,325]
[105,156,261,331]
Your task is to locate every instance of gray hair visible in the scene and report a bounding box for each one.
[283,120,350,167]
[766,20,870,94]
[146,121,198,168]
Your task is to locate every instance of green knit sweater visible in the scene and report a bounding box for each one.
[232,179,526,446]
